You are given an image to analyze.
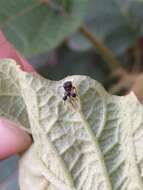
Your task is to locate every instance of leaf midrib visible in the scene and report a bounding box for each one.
[78,97,113,189]
[79,113,113,189]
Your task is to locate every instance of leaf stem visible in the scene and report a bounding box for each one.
[79,24,123,72]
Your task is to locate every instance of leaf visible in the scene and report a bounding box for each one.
[0,59,143,190]
[0,156,19,190]
[0,31,35,72]
[0,0,87,57]
[32,48,107,83]
[68,0,143,55]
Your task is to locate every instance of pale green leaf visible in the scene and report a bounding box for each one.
[0,0,87,57]
[0,59,143,190]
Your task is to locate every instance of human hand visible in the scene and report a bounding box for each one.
[0,31,34,160]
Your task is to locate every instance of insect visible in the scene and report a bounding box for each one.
[62,81,78,107]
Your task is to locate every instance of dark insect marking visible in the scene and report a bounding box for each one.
[71,92,76,98]
[63,95,68,101]
[63,81,72,92]
[62,81,77,102]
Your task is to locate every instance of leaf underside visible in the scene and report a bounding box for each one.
[0,59,143,190]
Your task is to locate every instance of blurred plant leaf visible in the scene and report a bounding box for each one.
[0,156,19,190]
[0,0,87,57]
[29,46,109,83]
[68,0,143,55]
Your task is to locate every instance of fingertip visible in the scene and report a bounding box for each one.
[0,118,32,160]
[0,30,36,73]
[0,31,7,44]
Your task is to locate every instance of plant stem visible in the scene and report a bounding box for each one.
[79,24,123,72]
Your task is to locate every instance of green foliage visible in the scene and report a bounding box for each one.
[0,156,18,190]
[69,0,143,55]
[33,48,108,83]
[0,0,87,57]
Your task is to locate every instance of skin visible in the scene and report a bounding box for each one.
[0,31,34,160]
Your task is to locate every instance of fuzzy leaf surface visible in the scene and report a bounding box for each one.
[0,59,143,190]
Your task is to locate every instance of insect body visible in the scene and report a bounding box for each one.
[63,81,77,101]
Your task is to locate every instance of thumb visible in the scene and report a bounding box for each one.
[0,118,32,160]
